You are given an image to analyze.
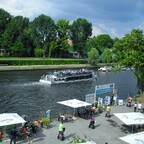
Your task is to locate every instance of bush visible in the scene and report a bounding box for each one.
[41,118,50,128]
[87,48,99,65]
[34,48,44,57]
[98,104,104,113]
[66,135,86,144]
[0,59,87,66]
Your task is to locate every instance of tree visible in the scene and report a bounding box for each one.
[11,40,25,57]
[55,19,70,58]
[30,14,56,58]
[70,18,92,58]
[0,9,12,48]
[1,16,29,56]
[113,29,144,93]
[92,34,114,55]
[84,39,94,56]
[87,48,99,65]
[101,48,113,63]
[20,30,35,57]
[34,48,44,57]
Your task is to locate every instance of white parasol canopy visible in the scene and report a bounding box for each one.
[0,113,26,127]
[57,99,91,109]
[120,131,144,144]
[0,113,26,143]
[114,112,144,125]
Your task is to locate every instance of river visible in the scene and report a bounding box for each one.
[0,68,137,120]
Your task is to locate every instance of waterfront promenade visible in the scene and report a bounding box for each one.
[18,103,134,144]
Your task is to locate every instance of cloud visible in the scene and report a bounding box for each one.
[91,26,102,37]
[138,22,144,31]
[92,23,120,38]
[0,0,143,38]
[0,0,57,19]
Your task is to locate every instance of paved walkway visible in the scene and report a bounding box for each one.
[19,104,136,144]
[3,104,135,144]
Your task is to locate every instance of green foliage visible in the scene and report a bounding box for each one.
[0,8,12,46]
[92,34,114,55]
[113,29,144,93]
[87,48,99,65]
[11,41,26,57]
[66,135,86,144]
[70,18,92,58]
[135,94,144,103]
[0,58,87,66]
[98,104,104,113]
[34,48,44,57]
[42,118,50,127]
[101,48,113,63]
[30,14,56,58]
[1,16,29,53]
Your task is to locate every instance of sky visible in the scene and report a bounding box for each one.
[0,0,144,38]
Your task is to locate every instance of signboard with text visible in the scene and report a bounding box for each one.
[95,83,115,95]
[85,93,95,104]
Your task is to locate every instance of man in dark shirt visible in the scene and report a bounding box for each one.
[9,127,17,144]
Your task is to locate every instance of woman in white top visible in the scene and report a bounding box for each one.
[137,102,142,112]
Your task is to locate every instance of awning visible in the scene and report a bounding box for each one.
[0,113,26,127]
[120,131,144,144]
[57,99,91,109]
[114,112,144,125]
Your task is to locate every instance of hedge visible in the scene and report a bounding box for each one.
[0,59,87,66]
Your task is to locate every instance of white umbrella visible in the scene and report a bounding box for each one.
[57,99,91,109]
[114,112,144,133]
[0,113,26,126]
[120,131,144,144]
[57,99,91,115]
[0,113,26,143]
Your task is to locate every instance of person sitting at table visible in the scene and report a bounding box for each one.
[58,113,66,122]
[77,108,81,117]
[22,124,32,143]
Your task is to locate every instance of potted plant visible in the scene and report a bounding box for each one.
[41,118,50,129]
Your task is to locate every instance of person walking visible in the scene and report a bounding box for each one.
[105,105,111,118]
[9,127,17,144]
[110,94,114,106]
[57,121,65,141]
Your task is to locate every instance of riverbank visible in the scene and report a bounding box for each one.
[0,64,99,72]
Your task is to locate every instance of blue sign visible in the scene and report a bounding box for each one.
[95,83,114,95]
[96,87,113,94]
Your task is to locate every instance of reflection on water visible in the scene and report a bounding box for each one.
[0,69,137,120]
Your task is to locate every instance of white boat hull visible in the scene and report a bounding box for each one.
[39,69,97,85]
[39,77,95,85]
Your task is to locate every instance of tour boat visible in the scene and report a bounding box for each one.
[39,69,97,85]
